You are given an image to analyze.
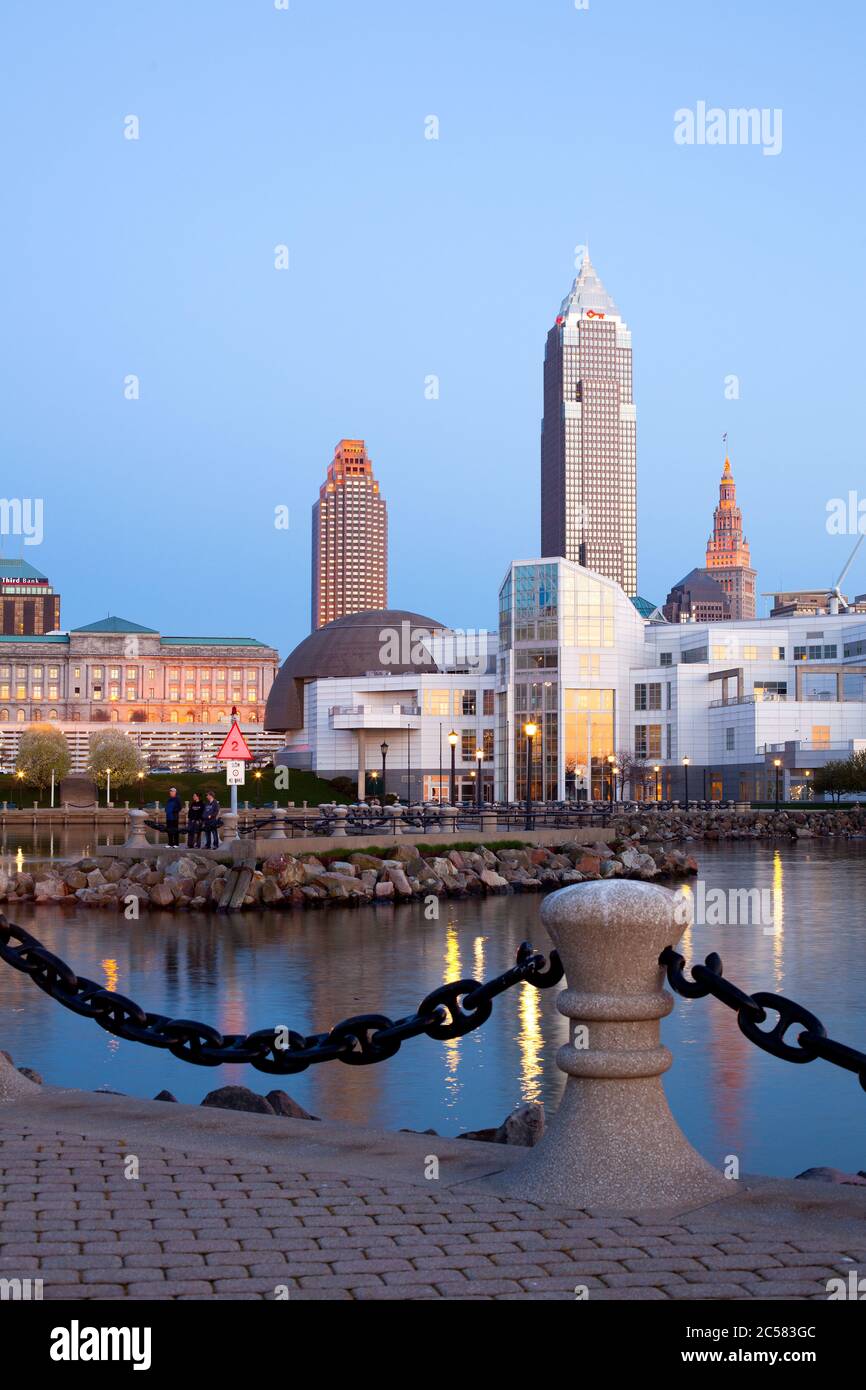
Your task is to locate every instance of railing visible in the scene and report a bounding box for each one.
[4,880,863,1211]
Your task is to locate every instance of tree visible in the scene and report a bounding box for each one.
[810,760,854,803]
[87,731,146,789]
[847,749,866,794]
[616,750,647,800]
[16,723,71,791]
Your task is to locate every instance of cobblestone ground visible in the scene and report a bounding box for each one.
[0,1128,862,1301]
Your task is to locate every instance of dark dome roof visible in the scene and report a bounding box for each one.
[265,608,444,732]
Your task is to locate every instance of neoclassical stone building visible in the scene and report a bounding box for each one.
[0,616,281,772]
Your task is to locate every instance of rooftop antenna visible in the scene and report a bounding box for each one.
[828,533,864,614]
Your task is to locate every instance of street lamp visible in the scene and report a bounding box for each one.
[653,764,661,802]
[607,754,615,808]
[137,771,145,806]
[105,768,112,808]
[380,740,389,802]
[523,721,538,829]
[475,746,484,810]
[447,729,458,805]
[254,768,262,807]
[774,757,782,810]
[804,769,812,802]
[682,756,690,810]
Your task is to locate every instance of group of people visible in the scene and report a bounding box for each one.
[163,788,221,849]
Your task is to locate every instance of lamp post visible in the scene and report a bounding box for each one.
[654,764,661,803]
[137,771,145,806]
[607,754,615,808]
[380,740,389,803]
[682,756,690,810]
[254,769,262,807]
[774,757,782,810]
[447,729,458,805]
[804,769,812,802]
[50,767,55,809]
[523,721,538,830]
[105,768,111,808]
[475,746,484,809]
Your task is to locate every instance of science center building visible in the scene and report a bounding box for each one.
[264,559,866,805]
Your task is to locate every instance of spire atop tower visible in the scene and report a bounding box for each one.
[558,246,621,320]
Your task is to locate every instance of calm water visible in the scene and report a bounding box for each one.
[1,842,864,1178]
[0,824,135,871]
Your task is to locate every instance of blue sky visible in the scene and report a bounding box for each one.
[2,0,864,658]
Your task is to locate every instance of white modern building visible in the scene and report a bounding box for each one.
[265,565,866,803]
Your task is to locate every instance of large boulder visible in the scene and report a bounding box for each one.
[201,1086,275,1115]
[265,1090,319,1120]
[149,883,176,908]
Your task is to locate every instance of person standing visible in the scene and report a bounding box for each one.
[187,791,204,849]
[165,787,182,847]
[202,790,221,849]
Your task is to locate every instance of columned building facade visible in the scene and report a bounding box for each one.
[540,250,637,596]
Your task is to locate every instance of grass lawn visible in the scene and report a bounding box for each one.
[0,769,352,809]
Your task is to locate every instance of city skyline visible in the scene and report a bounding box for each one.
[3,1,865,661]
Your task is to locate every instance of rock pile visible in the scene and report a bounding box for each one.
[0,840,698,913]
[610,807,865,843]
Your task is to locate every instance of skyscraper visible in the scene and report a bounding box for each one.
[311,439,388,630]
[540,249,637,595]
[705,454,756,619]
[0,558,60,634]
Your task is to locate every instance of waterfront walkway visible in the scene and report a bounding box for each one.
[2,1085,864,1301]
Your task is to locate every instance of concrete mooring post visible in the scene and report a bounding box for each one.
[493,879,730,1210]
[123,808,151,850]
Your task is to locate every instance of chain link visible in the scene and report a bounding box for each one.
[0,914,563,1074]
[660,946,866,1093]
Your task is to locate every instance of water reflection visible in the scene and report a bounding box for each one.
[1,841,864,1177]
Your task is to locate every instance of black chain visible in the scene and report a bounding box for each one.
[0,916,563,1074]
[660,947,866,1093]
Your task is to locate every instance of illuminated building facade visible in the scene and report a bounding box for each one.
[540,250,637,595]
[311,439,388,630]
[704,454,756,619]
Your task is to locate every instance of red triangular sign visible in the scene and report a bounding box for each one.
[215,719,254,761]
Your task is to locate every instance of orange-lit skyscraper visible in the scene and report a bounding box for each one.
[311,439,388,630]
[705,454,756,619]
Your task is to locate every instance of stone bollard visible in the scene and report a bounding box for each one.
[330,805,349,837]
[264,808,289,840]
[492,880,730,1210]
[124,808,151,850]
[481,809,498,837]
[220,811,239,842]
[440,805,459,835]
[386,805,403,836]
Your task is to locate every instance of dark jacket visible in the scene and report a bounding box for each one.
[187,801,204,823]
[165,795,182,821]
[202,798,220,822]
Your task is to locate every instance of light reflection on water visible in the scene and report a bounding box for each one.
[1,840,864,1177]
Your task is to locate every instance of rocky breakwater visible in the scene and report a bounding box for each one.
[609,806,866,843]
[0,840,698,913]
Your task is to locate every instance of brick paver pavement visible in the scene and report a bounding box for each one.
[1,1127,863,1300]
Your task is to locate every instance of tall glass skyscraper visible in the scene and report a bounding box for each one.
[540,250,637,596]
